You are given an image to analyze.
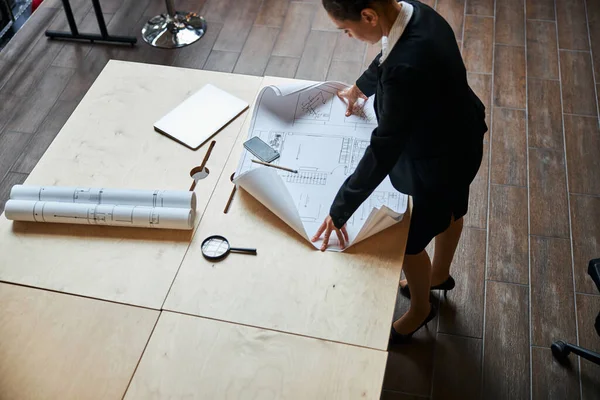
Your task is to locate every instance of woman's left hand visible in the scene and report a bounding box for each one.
[312,216,349,251]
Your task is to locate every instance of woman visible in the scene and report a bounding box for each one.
[311,0,487,344]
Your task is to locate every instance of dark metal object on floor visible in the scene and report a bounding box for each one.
[45,0,136,45]
[551,258,600,367]
[142,0,206,49]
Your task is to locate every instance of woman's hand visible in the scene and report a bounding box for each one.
[312,216,349,251]
[337,85,368,117]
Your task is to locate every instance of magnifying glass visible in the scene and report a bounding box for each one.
[201,235,257,261]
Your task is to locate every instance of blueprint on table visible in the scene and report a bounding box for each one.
[234,81,408,251]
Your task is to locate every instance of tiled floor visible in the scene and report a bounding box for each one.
[0,0,599,398]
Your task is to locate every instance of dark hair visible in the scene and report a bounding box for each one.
[322,0,392,21]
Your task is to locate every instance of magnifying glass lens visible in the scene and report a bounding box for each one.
[202,237,229,258]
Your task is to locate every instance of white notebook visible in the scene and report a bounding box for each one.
[154,84,249,150]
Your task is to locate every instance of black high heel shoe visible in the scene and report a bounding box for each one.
[399,275,455,299]
[389,303,438,345]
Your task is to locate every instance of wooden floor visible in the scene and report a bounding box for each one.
[0,0,599,398]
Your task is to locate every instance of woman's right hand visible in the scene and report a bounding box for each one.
[337,84,368,117]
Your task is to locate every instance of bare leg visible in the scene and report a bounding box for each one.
[431,217,463,286]
[393,250,432,334]
[399,217,463,289]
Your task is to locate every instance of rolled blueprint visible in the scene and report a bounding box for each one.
[10,185,196,210]
[5,200,195,230]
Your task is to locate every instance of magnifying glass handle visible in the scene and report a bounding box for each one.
[229,247,257,255]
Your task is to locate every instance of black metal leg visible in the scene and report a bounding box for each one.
[552,340,600,366]
[61,0,78,35]
[91,0,108,38]
[45,0,137,45]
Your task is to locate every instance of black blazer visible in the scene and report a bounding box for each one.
[330,0,488,229]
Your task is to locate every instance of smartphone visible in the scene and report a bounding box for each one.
[243,136,280,163]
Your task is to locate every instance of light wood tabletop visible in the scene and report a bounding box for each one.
[164,76,410,351]
[125,311,388,400]
[0,283,158,400]
[0,62,410,399]
[0,60,263,309]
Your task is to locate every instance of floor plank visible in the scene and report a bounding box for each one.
[466,0,494,17]
[234,25,280,76]
[0,131,32,181]
[526,20,559,80]
[12,100,79,174]
[1,0,96,97]
[212,0,262,53]
[495,0,525,46]
[530,236,577,346]
[462,16,494,73]
[482,281,530,399]
[487,185,529,284]
[203,50,240,73]
[0,172,28,215]
[0,9,61,92]
[271,2,316,57]
[326,61,362,85]
[255,0,290,27]
[0,93,20,134]
[491,107,527,186]
[576,294,600,400]
[2,37,63,97]
[436,0,465,41]
[201,0,236,23]
[527,79,564,150]
[438,228,486,338]
[564,114,600,196]
[264,56,300,78]
[332,34,366,63]
[528,148,570,238]
[103,0,150,37]
[143,0,206,16]
[570,195,600,294]
[526,0,555,20]
[560,51,598,116]
[295,30,338,81]
[431,334,482,399]
[587,0,600,84]
[0,6,58,64]
[312,4,337,31]
[531,347,580,400]
[556,0,590,51]
[5,66,74,134]
[494,45,526,109]
[464,141,489,229]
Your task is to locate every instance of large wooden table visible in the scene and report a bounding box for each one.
[0,60,409,399]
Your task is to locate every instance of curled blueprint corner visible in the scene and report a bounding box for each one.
[233,167,307,241]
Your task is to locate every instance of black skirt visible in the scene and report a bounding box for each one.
[404,139,484,255]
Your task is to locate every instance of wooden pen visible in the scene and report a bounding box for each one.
[251,159,298,174]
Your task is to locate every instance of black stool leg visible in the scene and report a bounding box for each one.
[46,0,136,45]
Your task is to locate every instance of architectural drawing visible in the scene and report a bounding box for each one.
[234,81,408,251]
